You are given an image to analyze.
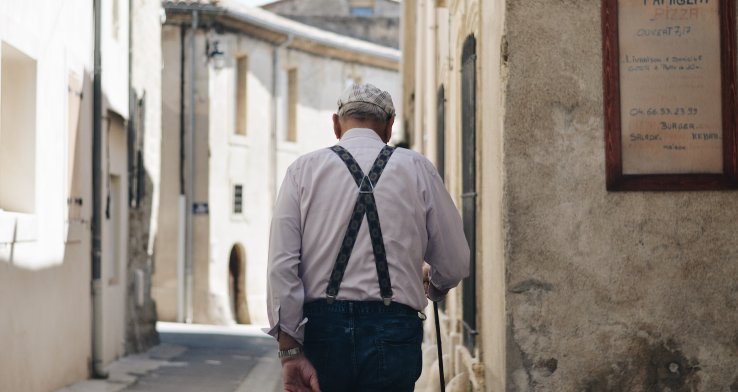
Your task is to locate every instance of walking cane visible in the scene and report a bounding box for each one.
[433,301,445,392]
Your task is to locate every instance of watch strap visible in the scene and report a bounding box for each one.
[278,346,303,359]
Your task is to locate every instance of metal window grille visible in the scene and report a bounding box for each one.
[460,34,478,353]
[234,184,243,214]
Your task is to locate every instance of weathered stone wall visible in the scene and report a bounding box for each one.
[503,1,738,391]
[126,175,159,353]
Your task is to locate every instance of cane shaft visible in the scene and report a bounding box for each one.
[434,301,445,392]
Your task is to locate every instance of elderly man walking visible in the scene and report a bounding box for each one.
[266,83,470,392]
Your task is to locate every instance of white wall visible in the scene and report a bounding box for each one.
[100,115,129,364]
[0,1,93,391]
[0,0,132,390]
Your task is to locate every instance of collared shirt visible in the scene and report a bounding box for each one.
[266,128,470,343]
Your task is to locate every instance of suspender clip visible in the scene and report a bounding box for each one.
[358,176,375,194]
[382,297,392,306]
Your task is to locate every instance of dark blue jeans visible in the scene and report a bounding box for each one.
[303,300,424,392]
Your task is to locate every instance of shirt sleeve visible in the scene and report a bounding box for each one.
[265,167,308,344]
[421,159,470,293]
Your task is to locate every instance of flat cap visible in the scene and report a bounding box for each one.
[337,83,395,117]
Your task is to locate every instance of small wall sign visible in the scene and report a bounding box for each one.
[602,0,738,190]
[192,202,209,214]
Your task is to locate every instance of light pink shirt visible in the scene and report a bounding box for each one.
[266,128,470,343]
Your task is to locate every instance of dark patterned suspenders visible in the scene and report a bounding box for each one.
[326,145,396,306]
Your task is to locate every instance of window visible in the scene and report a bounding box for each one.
[233,184,243,214]
[350,0,375,17]
[286,68,298,142]
[235,55,248,136]
[460,34,477,352]
[436,85,446,182]
[350,7,374,17]
[0,42,37,214]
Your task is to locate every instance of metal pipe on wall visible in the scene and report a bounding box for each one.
[91,0,108,379]
[185,10,199,323]
[177,24,187,324]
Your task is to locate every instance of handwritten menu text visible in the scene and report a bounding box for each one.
[619,0,723,174]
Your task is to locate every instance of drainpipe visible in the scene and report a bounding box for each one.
[91,0,108,379]
[184,10,199,324]
[177,23,187,324]
[270,34,293,205]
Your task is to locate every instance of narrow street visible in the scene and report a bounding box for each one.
[59,323,282,392]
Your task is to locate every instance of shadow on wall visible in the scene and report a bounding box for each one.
[127,170,160,353]
[228,243,251,325]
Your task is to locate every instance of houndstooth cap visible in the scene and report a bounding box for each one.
[337,83,395,117]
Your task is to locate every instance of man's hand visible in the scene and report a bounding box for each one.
[423,263,449,302]
[422,264,431,296]
[282,354,321,392]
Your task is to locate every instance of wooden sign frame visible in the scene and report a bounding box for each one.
[602,0,738,191]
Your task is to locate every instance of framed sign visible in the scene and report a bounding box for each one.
[602,0,738,190]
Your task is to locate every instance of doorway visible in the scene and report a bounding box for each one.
[228,244,250,324]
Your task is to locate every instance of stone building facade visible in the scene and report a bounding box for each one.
[263,0,401,48]
[154,0,401,326]
[405,0,738,391]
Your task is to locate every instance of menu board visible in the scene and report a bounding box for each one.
[619,0,722,174]
[602,0,738,190]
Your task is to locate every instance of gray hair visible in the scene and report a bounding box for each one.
[338,101,391,123]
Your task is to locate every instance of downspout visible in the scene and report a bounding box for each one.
[91,0,108,379]
[176,23,187,324]
[269,34,293,205]
[185,10,199,323]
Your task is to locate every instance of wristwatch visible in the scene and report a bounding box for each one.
[278,346,303,359]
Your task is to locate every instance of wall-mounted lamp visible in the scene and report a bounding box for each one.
[207,40,226,70]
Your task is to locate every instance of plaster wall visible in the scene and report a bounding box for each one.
[100,114,129,365]
[477,1,506,390]
[207,33,276,326]
[503,1,738,390]
[102,0,130,119]
[0,2,93,391]
[190,31,212,324]
[274,47,402,177]
[155,27,212,325]
[154,25,184,322]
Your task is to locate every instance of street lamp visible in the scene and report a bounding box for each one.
[207,40,226,70]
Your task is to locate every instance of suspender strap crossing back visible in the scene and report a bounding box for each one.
[326,145,396,305]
